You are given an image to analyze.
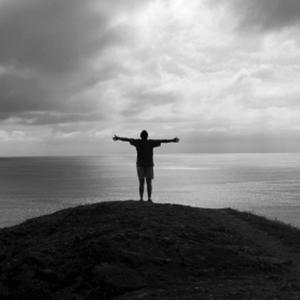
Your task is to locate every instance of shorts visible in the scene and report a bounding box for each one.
[136,166,154,180]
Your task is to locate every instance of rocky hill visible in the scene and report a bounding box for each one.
[1,200,300,299]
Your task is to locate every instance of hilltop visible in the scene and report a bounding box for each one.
[1,200,300,299]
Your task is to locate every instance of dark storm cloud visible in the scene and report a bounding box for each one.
[211,0,300,32]
[0,0,135,75]
[0,0,145,125]
[0,69,94,123]
[0,72,55,119]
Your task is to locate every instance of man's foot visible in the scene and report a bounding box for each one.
[148,199,153,203]
[139,199,144,202]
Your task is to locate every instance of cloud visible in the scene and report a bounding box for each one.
[0,0,148,125]
[0,0,141,75]
[0,0,300,154]
[0,0,235,129]
[213,0,300,32]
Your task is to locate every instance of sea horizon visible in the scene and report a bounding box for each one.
[0,153,300,229]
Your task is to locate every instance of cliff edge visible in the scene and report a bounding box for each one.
[1,200,300,299]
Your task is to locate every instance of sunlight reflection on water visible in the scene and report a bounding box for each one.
[0,153,300,228]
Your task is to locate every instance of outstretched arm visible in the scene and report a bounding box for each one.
[112,135,133,142]
[159,137,180,143]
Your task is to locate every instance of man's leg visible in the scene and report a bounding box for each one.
[139,178,145,201]
[146,178,152,202]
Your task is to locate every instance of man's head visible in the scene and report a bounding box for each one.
[140,130,148,140]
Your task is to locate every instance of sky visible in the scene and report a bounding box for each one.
[1,0,300,156]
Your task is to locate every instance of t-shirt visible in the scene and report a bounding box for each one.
[130,139,161,167]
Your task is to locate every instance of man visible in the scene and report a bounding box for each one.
[113,130,179,202]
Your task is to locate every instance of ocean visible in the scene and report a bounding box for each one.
[0,153,300,228]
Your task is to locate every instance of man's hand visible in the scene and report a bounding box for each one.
[113,135,132,142]
[173,137,179,143]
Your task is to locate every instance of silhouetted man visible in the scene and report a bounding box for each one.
[113,130,179,202]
